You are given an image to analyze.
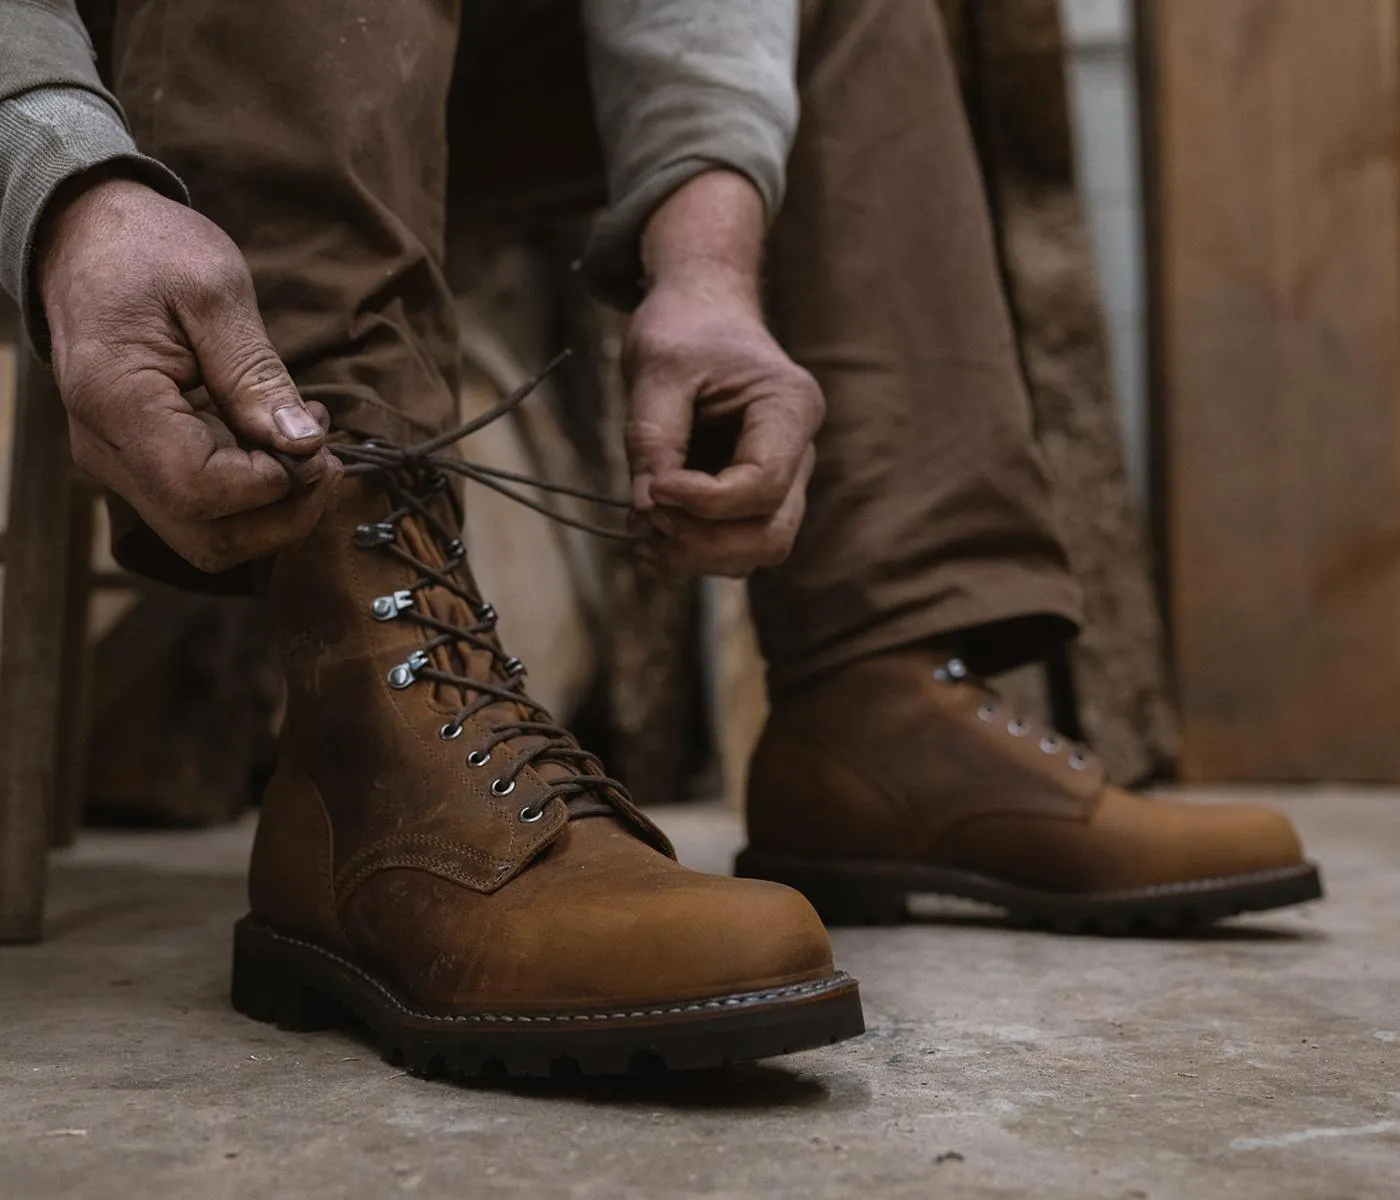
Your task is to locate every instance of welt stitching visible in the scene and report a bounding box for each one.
[259,923,850,1025]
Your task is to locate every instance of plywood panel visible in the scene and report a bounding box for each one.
[1155,0,1400,779]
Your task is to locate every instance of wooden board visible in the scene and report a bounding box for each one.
[1151,0,1400,780]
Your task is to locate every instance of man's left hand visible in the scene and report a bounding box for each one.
[623,220,823,577]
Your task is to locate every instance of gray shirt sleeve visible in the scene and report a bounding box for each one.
[0,0,185,351]
[580,0,799,309]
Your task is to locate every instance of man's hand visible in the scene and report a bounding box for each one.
[38,173,341,574]
[624,171,824,577]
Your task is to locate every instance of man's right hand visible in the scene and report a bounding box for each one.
[37,173,342,574]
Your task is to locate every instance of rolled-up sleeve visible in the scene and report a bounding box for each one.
[0,1,185,350]
[580,0,799,309]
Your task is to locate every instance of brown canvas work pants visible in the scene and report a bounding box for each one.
[107,0,1082,691]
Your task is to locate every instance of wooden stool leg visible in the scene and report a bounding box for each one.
[0,356,75,941]
[52,490,94,847]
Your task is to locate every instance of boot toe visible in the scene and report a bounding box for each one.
[670,874,836,990]
[528,868,836,1007]
[1091,787,1308,888]
[538,820,837,1003]
[1169,798,1305,877]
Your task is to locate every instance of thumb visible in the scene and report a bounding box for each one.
[186,285,325,454]
[623,373,694,511]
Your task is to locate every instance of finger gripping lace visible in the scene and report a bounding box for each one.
[334,351,636,821]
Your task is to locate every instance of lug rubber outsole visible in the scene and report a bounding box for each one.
[230,916,865,1078]
[733,850,1324,934]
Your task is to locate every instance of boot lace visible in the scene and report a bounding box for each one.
[934,657,1092,772]
[322,351,639,823]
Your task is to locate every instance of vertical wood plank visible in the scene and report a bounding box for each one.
[0,356,73,939]
[1155,0,1400,779]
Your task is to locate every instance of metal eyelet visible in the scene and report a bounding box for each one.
[371,590,414,622]
[386,649,429,690]
[353,522,396,548]
[946,658,969,680]
[1039,736,1062,755]
[475,602,497,625]
[518,804,545,824]
[439,722,463,741]
[491,778,516,797]
[466,749,492,768]
[444,538,466,561]
[978,703,997,722]
[1007,718,1031,738]
[1068,753,1089,771]
[502,656,525,677]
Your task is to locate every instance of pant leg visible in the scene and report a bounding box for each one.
[750,0,1082,690]
[111,0,461,445]
[448,3,606,228]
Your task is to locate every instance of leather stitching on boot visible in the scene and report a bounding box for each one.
[334,834,512,895]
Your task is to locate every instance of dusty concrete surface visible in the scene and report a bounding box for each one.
[1,789,1396,1199]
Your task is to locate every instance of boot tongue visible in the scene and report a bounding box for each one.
[395,510,505,705]
[394,504,609,808]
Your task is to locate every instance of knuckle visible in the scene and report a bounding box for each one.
[179,537,238,574]
[223,339,292,400]
[759,529,796,569]
[63,385,99,428]
[190,246,254,304]
[155,472,213,521]
[57,360,113,425]
[801,374,826,425]
[623,327,684,380]
[623,418,679,464]
[322,454,346,490]
[630,326,675,359]
[69,438,101,477]
[179,274,247,330]
[757,475,790,513]
[622,419,659,453]
[787,366,825,420]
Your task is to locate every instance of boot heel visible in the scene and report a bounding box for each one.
[734,850,909,926]
[230,917,336,1032]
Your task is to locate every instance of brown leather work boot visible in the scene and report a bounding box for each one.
[231,460,862,1076]
[737,653,1322,933]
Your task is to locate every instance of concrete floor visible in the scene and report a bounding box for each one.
[2,789,1397,1199]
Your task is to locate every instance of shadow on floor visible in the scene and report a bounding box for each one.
[902,900,1326,942]
[445,1062,838,1110]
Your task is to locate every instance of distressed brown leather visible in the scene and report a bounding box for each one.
[747,653,1305,893]
[249,476,834,1012]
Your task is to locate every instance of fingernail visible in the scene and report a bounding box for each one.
[274,405,322,442]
